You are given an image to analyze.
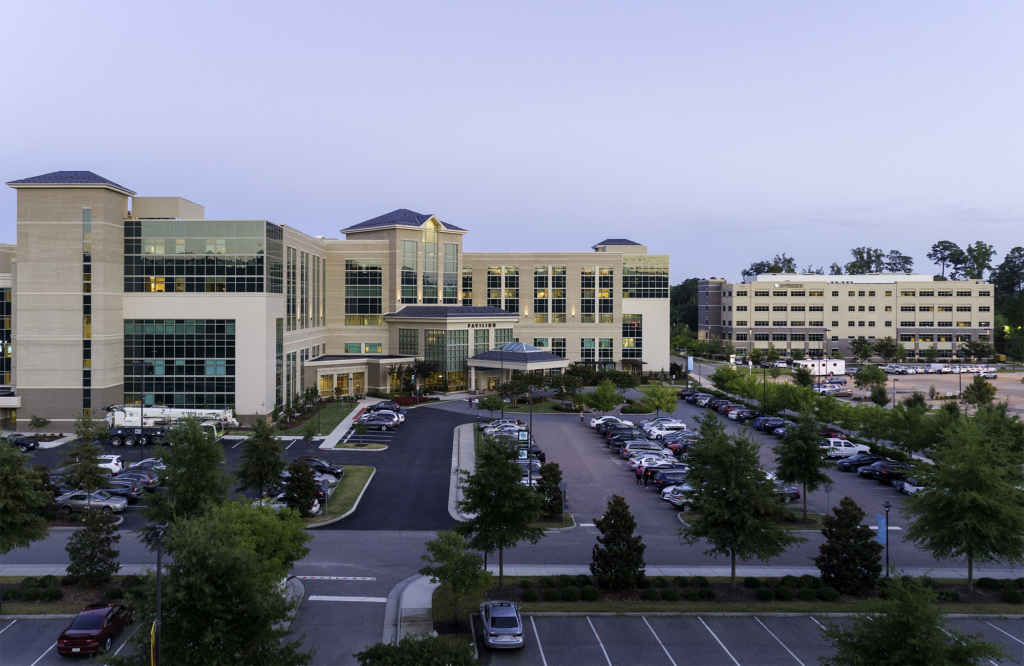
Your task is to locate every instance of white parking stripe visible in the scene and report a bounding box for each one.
[29,642,57,666]
[285,440,295,449]
[643,616,677,666]
[231,440,243,449]
[530,616,548,666]
[756,617,805,666]
[115,625,143,656]
[586,616,613,666]
[941,628,999,666]
[699,617,741,666]
[986,622,1024,646]
[0,620,16,635]
[308,595,387,602]
[810,616,826,630]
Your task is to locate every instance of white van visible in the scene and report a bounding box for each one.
[646,423,687,439]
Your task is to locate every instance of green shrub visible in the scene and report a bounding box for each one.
[554,574,573,588]
[575,574,592,588]
[22,588,41,602]
[775,587,795,601]
[61,575,78,587]
[762,577,779,588]
[796,587,817,601]
[755,587,775,602]
[642,588,660,601]
[743,577,762,589]
[121,574,143,589]
[1002,589,1024,604]
[519,579,532,590]
[1016,578,1024,589]
[543,589,561,602]
[697,588,717,600]
[1002,579,1018,590]
[781,575,799,588]
[682,588,699,601]
[637,578,652,590]
[2,588,22,600]
[104,588,124,600]
[561,586,581,602]
[937,589,960,602]
[672,576,689,588]
[40,587,63,601]
[521,589,539,603]
[38,575,57,589]
[661,588,680,601]
[692,576,709,588]
[799,575,821,589]
[652,576,669,588]
[22,576,39,589]
[581,585,600,601]
[540,577,557,589]
[977,577,1001,590]
[816,586,840,602]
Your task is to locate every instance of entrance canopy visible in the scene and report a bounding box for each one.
[467,342,571,374]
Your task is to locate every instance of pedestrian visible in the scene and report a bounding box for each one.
[636,464,643,486]
[579,410,585,424]
[643,467,649,488]
[468,397,473,410]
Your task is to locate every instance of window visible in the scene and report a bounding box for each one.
[735,320,748,326]
[622,314,642,359]
[809,305,823,311]
[790,291,805,297]
[831,321,839,327]
[401,240,418,303]
[790,320,805,326]
[791,333,805,341]
[503,267,519,314]
[345,259,383,325]
[901,305,916,312]
[858,306,865,312]
[442,243,459,304]
[919,321,933,327]
[736,290,748,296]
[345,343,360,353]
[808,333,823,341]
[955,321,971,327]
[919,290,934,297]
[979,322,990,328]
[956,290,971,297]
[938,321,952,327]
[900,321,915,327]
[772,320,787,327]
[495,328,514,348]
[858,291,865,297]
[868,321,875,327]
[917,306,932,312]
[978,306,991,312]
[848,291,855,297]
[399,329,418,355]
[809,290,823,297]
[735,305,748,311]
[551,338,566,358]
[808,320,823,326]
[533,338,549,348]
[831,306,839,312]
[868,306,875,312]
[900,334,915,342]
[919,334,934,342]
[474,329,489,356]
[772,333,787,341]
[735,333,748,341]
[901,290,917,297]
[848,306,856,312]
[773,290,787,297]
[622,255,668,298]
[754,290,769,297]
[461,267,473,306]
[598,338,614,367]
[581,338,596,363]
[937,305,952,312]
[551,267,566,322]
[754,333,769,341]
[885,290,893,297]
[754,320,769,326]
[956,305,972,312]
[848,321,856,327]
[755,305,769,312]
[581,266,596,323]
[979,290,991,297]
[868,291,875,297]
[858,321,865,327]
[598,267,614,322]
[790,305,805,312]
[772,305,787,311]
[533,266,549,323]
[937,290,952,297]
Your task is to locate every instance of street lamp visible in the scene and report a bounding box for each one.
[892,378,898,403]
[131,360,153,462]
[528,384,535,488]
[147,522,169,666]
[882,500,893,577]
[499,346,505,419]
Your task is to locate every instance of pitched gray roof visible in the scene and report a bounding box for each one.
[7,171,134,194]
[384,306,518,319]
[470,342,569,364]
[343,209,466,232]
[594,238,641,246]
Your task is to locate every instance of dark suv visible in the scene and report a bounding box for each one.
[651,470,689,491]
[4,434,38,453]
[604,427,645,442]
[297,456,344,478]
[874,463,915,485]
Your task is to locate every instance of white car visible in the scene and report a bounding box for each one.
[373,409,405,424]
[900,477,925,495]
[255,493,321,514]
[646,423,687,440]
[665,484,695,509]
[975,371,998,379]
[480,418,520,431]
[590,416,633,428]
[628,453,674,469]
[639,417,678,431]
[96,455,124,475]
[821,438,870,458]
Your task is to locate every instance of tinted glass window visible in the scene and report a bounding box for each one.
[490,616,519,628]
[69,614,105,630]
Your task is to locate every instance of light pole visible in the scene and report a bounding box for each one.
[500,347,505,419]
[882,500,893,577]
[131,360,153,462]
[528,383,534,488]
[148,522,168,666]
[892,378,898,403]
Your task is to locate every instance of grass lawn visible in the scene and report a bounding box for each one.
[335,439,387,450]
[1,602,84,615]
[305,465,374,524]
[680,509,827,531]
[530,512,574,530]
[279,401,356,436]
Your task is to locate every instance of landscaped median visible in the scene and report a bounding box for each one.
[305,465,374,526]
[529,512,574,531]
[1,574,145,616]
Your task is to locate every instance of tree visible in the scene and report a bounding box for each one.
[882,250,914,274]
[353,422,369,446]
[27,415,51,439]
[498,373,532,405]
[844,247,885,275]
[850,338,875,363]
[60,437,107,507]
[765,344,781,364]
[682,413,802,588]
[66,509,120,587]
[819,574,1007,666]
[566,362,598,385]
[457,437,544,589]
[709,364,742,393]
[536,462,564,520]
[604,370,640,396]
[145,417,231,525]
[791,366,813,388]
[828,262,843,275]
[409,359,440,393]
[740,253,798,279]
[773,411,832,521]
[354,636,475,666]
[904,419,1024,590]
[923,344,939,363]
[670,279,700,332]
[852,365,887,391]
[901,391,927,410]
[869,385,890,407]
[638,382,677,417]
[961,375,996,413]
[590,495,646,590]
[236,414,286,499]
[585,379,622,414]
[283,461,320,518]
[801,264,824,275]
[814,497,882,596]
[548,373,583,408]
[477,394,505,417]
[963,241,996,280]
[418,530,491,624]
[748,347,765,366]
[791,348,805,361]
[960,339,993,362]
[0,443,51,554]
[885,403,930,457]
[926,240,963,278]
[117,502,312,666]
[990,246,1024,295]
[872,336,900,363]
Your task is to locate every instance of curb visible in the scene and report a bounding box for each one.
[0,614,77,620]
[333,444,389,452]
[51,515,125,532]
[304,467,376,529]
[383,574,421,644]
[279,576,305,631]
[398,575,439,639]
[540,514,577,533]
[522,612,1024,619]
[448,425,475,522]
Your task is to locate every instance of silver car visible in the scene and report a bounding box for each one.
[479,600,524,650]
[55,490,128,515]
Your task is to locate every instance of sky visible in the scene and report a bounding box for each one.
[1,1,1021,283]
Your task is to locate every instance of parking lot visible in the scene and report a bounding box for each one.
[0,617,141,666]
[473,614,1024,665]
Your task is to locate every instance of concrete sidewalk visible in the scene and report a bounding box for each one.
[318,397,382,450]
[447,424,476,521]
[0,564,156,576]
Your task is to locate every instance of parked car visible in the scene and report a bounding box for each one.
[824,376,848,385]
[54,490,128,515]
[899,476,926,495]
[115,471,160,489]
[95,455,124,475]
[605,427,647,442]
[819,429,847,440]
[127,458,166,474]
[836,453,888,472]
[296,456,344,478]
[367,401,407,418]
[254,492,321,514]
[358,414,396,430]
[647,423,688,440]
[651,469,689,491]
[372,408,405,424]
[845,366,860,376]
[96,480,144,502]
[57,603,133,656]
[874,463,915,485]
[975,371,998,379]
[620,441,666,458]
[639,417,680,430]
[4,434,38,452]
[483,418,522,431]
[665,483,695,510]
[758,417,787,431]
[479,601,525,650]
[858,459,894,478]
[821,439,870,458]
[774,481,801,503]
[592,416,632,431]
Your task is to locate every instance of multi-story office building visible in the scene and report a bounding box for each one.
[1,171,669,428]
[698,273,994,360]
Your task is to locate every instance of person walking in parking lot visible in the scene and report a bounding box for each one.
[579,410,584,423]
[636,464,643,486]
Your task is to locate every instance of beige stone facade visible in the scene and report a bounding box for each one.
[698,273,995,360]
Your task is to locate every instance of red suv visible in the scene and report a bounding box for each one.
[57,603,133,656]
[819,429,847,440]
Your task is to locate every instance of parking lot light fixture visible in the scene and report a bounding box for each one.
[882,500,893,577]
[528,384,534,488]
[892,378,898,402]
[148,522,168,666]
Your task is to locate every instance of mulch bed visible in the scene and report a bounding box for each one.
[0,579,130,608]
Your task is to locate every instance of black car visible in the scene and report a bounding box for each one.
[679,389,699,399]
[296,456,345,478]
[874,463,915,485]
[97,480,144,502]
[758,417,787,431]
[707,398,731,411]
[836,453,887,472]
[359,415,395,430]
[651,470,689,491]
[367,401,405,415]
[4,434,38,452]
[857,460,892,478]
[605,427,646,442]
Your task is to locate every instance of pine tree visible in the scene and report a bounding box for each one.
[773,410,832,521]
[0,443,51,554]
[66,509,121,587]
[535,462,564,520]
[814,497,882,595]
[590,495,646,590]
[237,414,286,498]
[145,417,231,525]
[283,461,320,517]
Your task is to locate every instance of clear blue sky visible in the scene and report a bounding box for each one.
[2,1,1021,282]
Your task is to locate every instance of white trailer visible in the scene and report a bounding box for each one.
[103,405,239,429]
[792,359,846,376]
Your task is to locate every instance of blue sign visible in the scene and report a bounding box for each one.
[518,430,530,442]
[686,356,694,372]
[876,514,887,544]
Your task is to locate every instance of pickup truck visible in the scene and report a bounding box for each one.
[821,438,870,458]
